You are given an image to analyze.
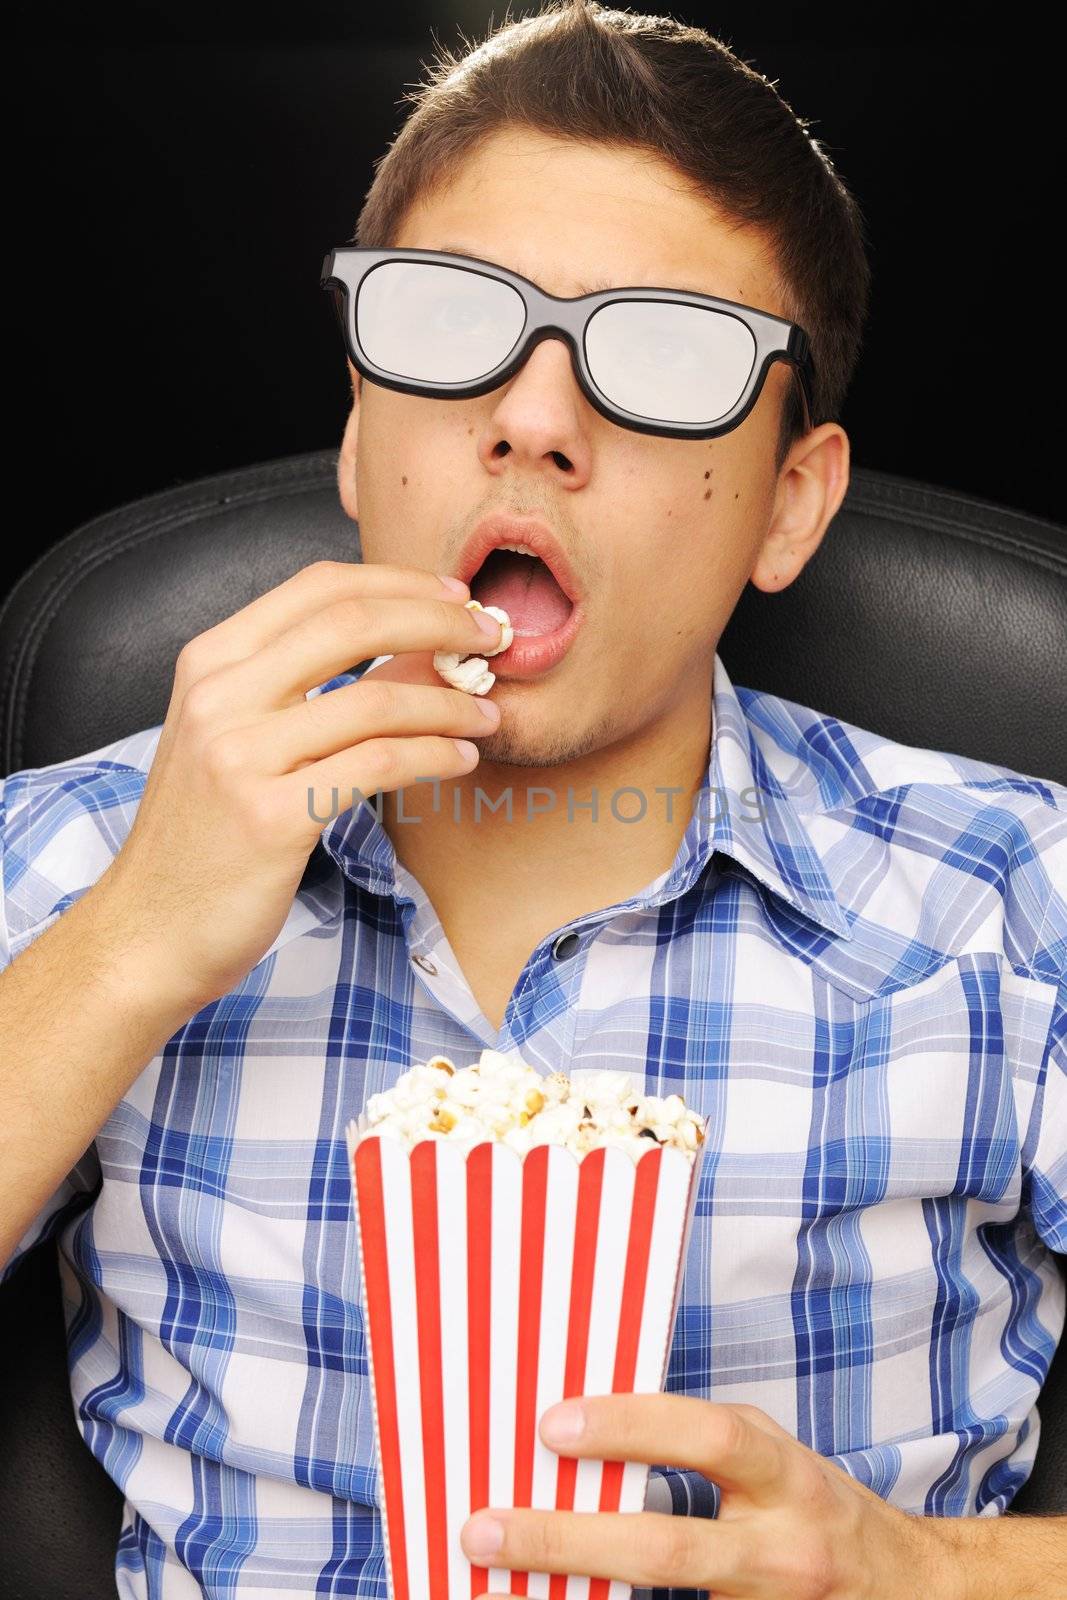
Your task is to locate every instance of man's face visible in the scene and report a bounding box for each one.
[338,127,830,769]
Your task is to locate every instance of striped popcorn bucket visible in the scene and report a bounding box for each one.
[345,1118,706,1600]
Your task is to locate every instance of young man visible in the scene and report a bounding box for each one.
[1,2,1065,1597]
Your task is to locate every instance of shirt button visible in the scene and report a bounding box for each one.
[412,952,438,975]
[551,931,580,961]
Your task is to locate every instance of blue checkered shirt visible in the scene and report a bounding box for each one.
[2,650,1065,1600]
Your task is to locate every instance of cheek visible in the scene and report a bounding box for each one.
[614,561,706,658]
[631,542,748,664]
[360,394,415,476]
[385,405,472,499]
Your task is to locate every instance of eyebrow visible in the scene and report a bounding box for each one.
[434,242,710,299]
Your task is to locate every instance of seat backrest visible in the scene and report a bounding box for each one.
[0,453,1064,1600]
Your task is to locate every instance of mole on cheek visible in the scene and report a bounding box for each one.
[703,488,712,500]
[704,470,711,480]
[401,475,408,486]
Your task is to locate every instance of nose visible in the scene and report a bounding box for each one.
[476,335,593,484]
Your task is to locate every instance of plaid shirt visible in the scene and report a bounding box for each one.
[2,650,1065,1600]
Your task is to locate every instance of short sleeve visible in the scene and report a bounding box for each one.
[1021,967,1067,1256]
[0,776,102,1282]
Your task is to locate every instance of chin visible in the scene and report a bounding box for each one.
[471,714,608,772]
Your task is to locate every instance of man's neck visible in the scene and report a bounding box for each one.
[378,677,715,936]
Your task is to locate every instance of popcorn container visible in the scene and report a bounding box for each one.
[345,1116,706,1600]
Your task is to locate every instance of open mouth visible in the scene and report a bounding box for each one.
[468,548,575,638]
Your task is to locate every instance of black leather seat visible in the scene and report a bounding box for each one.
[0,450,1064,1599]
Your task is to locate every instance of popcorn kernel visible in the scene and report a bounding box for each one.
[362,1048,706,1162]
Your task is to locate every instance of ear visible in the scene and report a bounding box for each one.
[337,361,362,522]
[749,422,849,593]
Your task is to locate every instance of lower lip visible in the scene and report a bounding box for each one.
[488,600,584,679]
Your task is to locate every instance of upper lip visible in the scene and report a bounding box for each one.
[455,515,583,606]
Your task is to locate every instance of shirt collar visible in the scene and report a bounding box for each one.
[316,652,851,941]
[700,653,852,940]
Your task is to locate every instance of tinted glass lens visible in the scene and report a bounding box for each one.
[356,261,526,383]
[584,299,757,424]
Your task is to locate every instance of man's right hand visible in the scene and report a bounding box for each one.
[90,560,503,1014]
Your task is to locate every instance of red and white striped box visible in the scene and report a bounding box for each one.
[345,1118,706,1600]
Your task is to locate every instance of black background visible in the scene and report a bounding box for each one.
[6,1,1063,605]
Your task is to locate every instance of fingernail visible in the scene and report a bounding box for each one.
[541,1400,586,1446]
[463,1513,505,1561]
[439,574,469,595]
[474,696,500,721]
[472,609,501,637]
[453,739,479,762]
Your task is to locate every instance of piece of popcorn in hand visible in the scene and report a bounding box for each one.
[433,601,513,695]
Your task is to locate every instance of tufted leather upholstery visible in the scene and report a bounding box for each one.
[0,451,1064,1598]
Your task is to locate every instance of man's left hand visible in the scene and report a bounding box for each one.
[460,1392,960,1599]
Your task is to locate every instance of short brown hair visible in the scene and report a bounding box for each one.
[354,0,872,468]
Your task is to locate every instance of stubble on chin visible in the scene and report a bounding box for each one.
[469,703,618,771]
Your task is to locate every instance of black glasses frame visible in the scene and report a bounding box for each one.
[320,245,815,442]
